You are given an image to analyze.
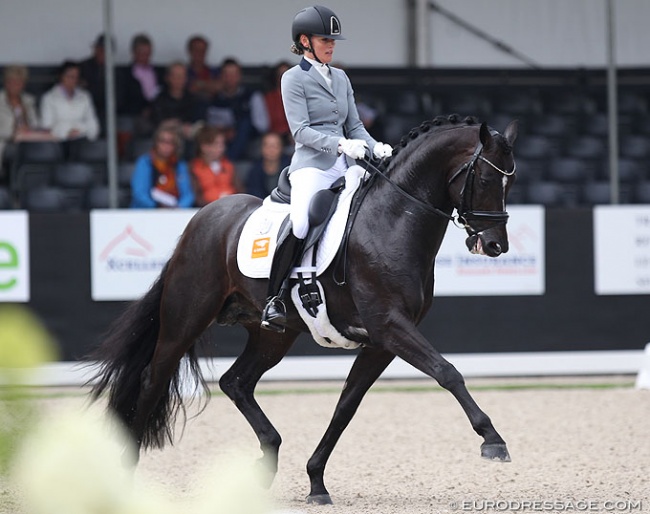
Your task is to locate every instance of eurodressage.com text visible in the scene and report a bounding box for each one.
[449,499,643,512]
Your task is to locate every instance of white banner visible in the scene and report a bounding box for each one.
[90,209,198,301]
[594,205,650,295]
[434,205,545,296]
[0,211,30,302]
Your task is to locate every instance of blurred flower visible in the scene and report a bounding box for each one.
[191,453,273,514]
[11,406,176,514]
[0,305,58,371]
[0,305,58,473]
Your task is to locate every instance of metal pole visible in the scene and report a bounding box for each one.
[605,0,619,204]
[415,0,430,67]
[103,0,118,208]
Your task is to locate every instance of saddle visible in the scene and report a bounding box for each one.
[270,166,347,255]
[269,166,347,317]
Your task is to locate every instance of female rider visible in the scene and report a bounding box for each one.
[261,5,393,332]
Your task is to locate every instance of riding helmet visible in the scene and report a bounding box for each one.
[291,5,346,41]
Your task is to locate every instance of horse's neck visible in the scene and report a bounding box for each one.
[360,164,452,268]
[384,138,454,216]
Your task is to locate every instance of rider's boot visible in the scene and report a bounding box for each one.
[260,231,304,333]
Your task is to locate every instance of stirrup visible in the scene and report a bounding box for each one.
[260,297,287,333]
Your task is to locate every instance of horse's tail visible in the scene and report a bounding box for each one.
[88,261,206,450]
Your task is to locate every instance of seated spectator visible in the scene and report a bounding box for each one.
[245,132,290,199]
[118,33,162,136]
[205,57,268,160]
[190,125,241,206]
[151,61,201,140]
[263,61,291,143]
[0,64,51,174]
[130,122,194,208]
[186,35,221,101]
[40,60,100,141]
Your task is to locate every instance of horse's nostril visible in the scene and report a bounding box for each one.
[490,242,502,255]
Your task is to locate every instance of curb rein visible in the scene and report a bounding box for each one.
[333,140,515,285]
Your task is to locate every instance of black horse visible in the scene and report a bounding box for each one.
[89,114,518,505]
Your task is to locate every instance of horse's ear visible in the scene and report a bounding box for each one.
[504,120,519,145]
[479,122,493,148]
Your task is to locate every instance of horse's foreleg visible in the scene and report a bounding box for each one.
[372,320,510,462]
[306,347,395,505]
[219,326,298,487]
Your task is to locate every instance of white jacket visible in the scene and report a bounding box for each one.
[40,86,99,140]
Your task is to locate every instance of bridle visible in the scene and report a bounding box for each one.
[335,134,515,285]
[363,135,516,237]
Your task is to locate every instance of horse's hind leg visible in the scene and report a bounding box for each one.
[306,346,395,505]
[219,325,298,486]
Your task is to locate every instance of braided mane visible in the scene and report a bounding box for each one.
[391,114,480,158]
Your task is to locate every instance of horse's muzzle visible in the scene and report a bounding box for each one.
[465,233,508,257]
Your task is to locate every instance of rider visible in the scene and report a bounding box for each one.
[260,5,393,332]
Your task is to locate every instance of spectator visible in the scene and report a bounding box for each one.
[118,33,161,136]
[40,60,100,141]
[206,57,268,160]
[263,61,291,143]
[79,34,113,134]
[130,122,194,208]
[151,61,200,140]
[186,34,220,101]
[245,132,290,199]
[190,125,241,206]
[0,65,48,174]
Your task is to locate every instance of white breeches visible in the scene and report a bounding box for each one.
[288,154,349,239]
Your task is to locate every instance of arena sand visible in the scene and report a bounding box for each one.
[2,376,648,514]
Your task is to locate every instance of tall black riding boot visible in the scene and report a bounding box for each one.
[260,232,304,333]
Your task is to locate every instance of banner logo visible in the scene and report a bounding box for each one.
[0,212,30,302]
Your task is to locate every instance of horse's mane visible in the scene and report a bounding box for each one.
[381,113,511,172]
[387,114,478,160]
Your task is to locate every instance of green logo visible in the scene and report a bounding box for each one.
[0,242,18,290]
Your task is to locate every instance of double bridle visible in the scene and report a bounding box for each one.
[364,137,516,236]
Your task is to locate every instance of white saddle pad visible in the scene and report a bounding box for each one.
[237,165,366,279]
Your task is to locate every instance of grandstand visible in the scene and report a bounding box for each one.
[1,64,649,210]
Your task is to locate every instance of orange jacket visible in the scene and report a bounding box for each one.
[190,157,237,205]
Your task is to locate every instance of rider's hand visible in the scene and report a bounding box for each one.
[338,138,368,160]
[373,142,393,159]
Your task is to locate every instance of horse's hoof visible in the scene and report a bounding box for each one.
[481,442,511,462]
[306,494,333,505]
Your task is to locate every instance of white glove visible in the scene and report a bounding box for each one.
[373,142,393,159]
[338,138,368,160]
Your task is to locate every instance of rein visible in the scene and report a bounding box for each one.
[332,135,515,285]
[359,139,513,235]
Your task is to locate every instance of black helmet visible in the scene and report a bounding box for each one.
[291,5,345,42]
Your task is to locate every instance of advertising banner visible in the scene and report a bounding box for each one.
[594,205,650,295]
[0,211,30,302]
[90,209,198,300]
[434,205,545,296]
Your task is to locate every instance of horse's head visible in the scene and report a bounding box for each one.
[448,120,518,257]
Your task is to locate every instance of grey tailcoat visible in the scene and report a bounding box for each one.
[281,58,377,173]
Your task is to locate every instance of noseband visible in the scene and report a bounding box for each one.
[447,139,516,235]
[362,137,516,236]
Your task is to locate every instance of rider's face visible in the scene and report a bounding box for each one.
[302,35,336,63]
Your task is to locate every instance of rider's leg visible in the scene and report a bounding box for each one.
[261,163,343,332]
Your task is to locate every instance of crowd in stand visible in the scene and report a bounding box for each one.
[3,32,650,210]
[0,32,318,209]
